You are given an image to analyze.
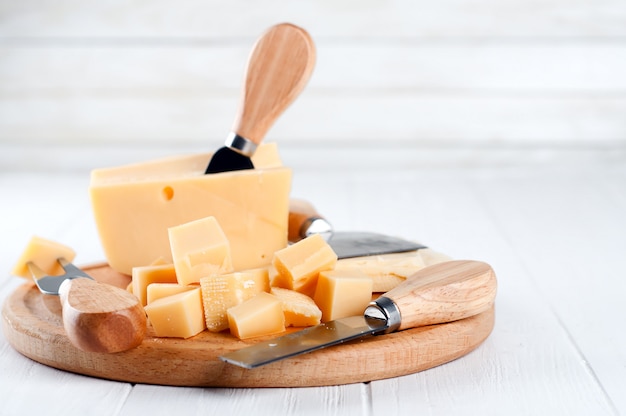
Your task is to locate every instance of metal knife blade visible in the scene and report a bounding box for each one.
[220,315,389,369]
[220,260,498,369]
[288,199,425,259]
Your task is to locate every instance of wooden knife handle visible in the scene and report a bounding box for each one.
[233,23,316,145]
[288,199,332,242]
[58,278,147,353]
[379,260,497,331]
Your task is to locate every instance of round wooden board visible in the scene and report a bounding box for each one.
[2,263,495,387]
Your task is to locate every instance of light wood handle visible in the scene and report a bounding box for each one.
[383,260,497,331]
[232,23,316,144]
[58,278,147,353]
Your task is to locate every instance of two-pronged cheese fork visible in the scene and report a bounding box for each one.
[28,258,146,353]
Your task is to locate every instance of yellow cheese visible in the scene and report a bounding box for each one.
[417,248,453,266]
[314,270,373,322]
[144,287,206,338]
[272,234,338,297]
[89,143,291,275]
[334,251,427,292]
[147,283,196,304]
[270,287,321,327]
[131,263,178,306]
[11,236,76,279]
[168,216,234,286]
[227,292,285,340]
[199,268,269,332]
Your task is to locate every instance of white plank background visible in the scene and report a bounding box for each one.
[1,1,625,415]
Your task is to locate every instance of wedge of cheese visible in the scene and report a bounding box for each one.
[11,236,76,279]
[272,234,337,297]
[199,268,269,332]
[144,287,205,338]
[168,216,234,286]
[314,270,373,322]
[227,292,285,340]
[270,287,321,327]
[89,143,291,275]
[334,251,427,292]
[131,263,178,306]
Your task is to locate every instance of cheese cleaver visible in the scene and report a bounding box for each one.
[220,259,497,368]
[288,199,426,258]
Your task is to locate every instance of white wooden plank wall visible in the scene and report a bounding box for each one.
[1,0,625,171]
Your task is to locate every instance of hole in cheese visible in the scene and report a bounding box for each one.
[162,186,174,201]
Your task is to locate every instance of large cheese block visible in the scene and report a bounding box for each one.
[89,143,291,275]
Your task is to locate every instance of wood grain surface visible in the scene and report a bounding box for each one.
[2,263,494,387]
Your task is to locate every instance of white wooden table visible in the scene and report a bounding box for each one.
[1,149,624,415]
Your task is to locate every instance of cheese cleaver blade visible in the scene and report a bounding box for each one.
[220,260,497,369]
[288,199,425,259]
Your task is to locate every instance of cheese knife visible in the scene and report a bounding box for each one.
[220,259,497,368]
[288,199,426,258]
[205,23,316,173]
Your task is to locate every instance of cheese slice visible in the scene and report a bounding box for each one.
[314,270,373,322]
[89,143,291,275]
[12,236,76,279]
[131,263,178,306]
[199,268,269,332]
[227,292,285,340]
[272,234,338,297]
[334,251,427,292]
[168,216,234,286]
[147,283,196,304]
[144,287,206,338]
[270,287,321,327]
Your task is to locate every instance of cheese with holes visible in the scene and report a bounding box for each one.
[199,268,269,332]
[334,251,427,292]
[12,236,76,279]
[147,283,195,304]
[270,287,321,327]
[314,270,373,322]
[227,292,285,339]
[168,216,234,286]
[272,234,337,297]
[131,263,178,306]
[89,143,291,275]
[144,287,205,338]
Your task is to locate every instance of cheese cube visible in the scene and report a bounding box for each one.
[314,270,373,322]
[89,143,291,275]
[12,236,76,279]
[131,263,178,306]
[334,251,427,292]
[147,283,196,304]
[144,288,206,338]
[270,287,321,327]
[227,292,285,340]
[272,234,338,297]
[199,268,269,332]
[168,216,234,286]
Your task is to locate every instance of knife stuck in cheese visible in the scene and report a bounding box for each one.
[89,143,291,275]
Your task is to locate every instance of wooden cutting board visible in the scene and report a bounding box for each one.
[2,263,495,387]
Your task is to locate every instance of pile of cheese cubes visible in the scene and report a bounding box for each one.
[137,216,378,340]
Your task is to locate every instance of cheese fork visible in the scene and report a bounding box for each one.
[27,258,147,353]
